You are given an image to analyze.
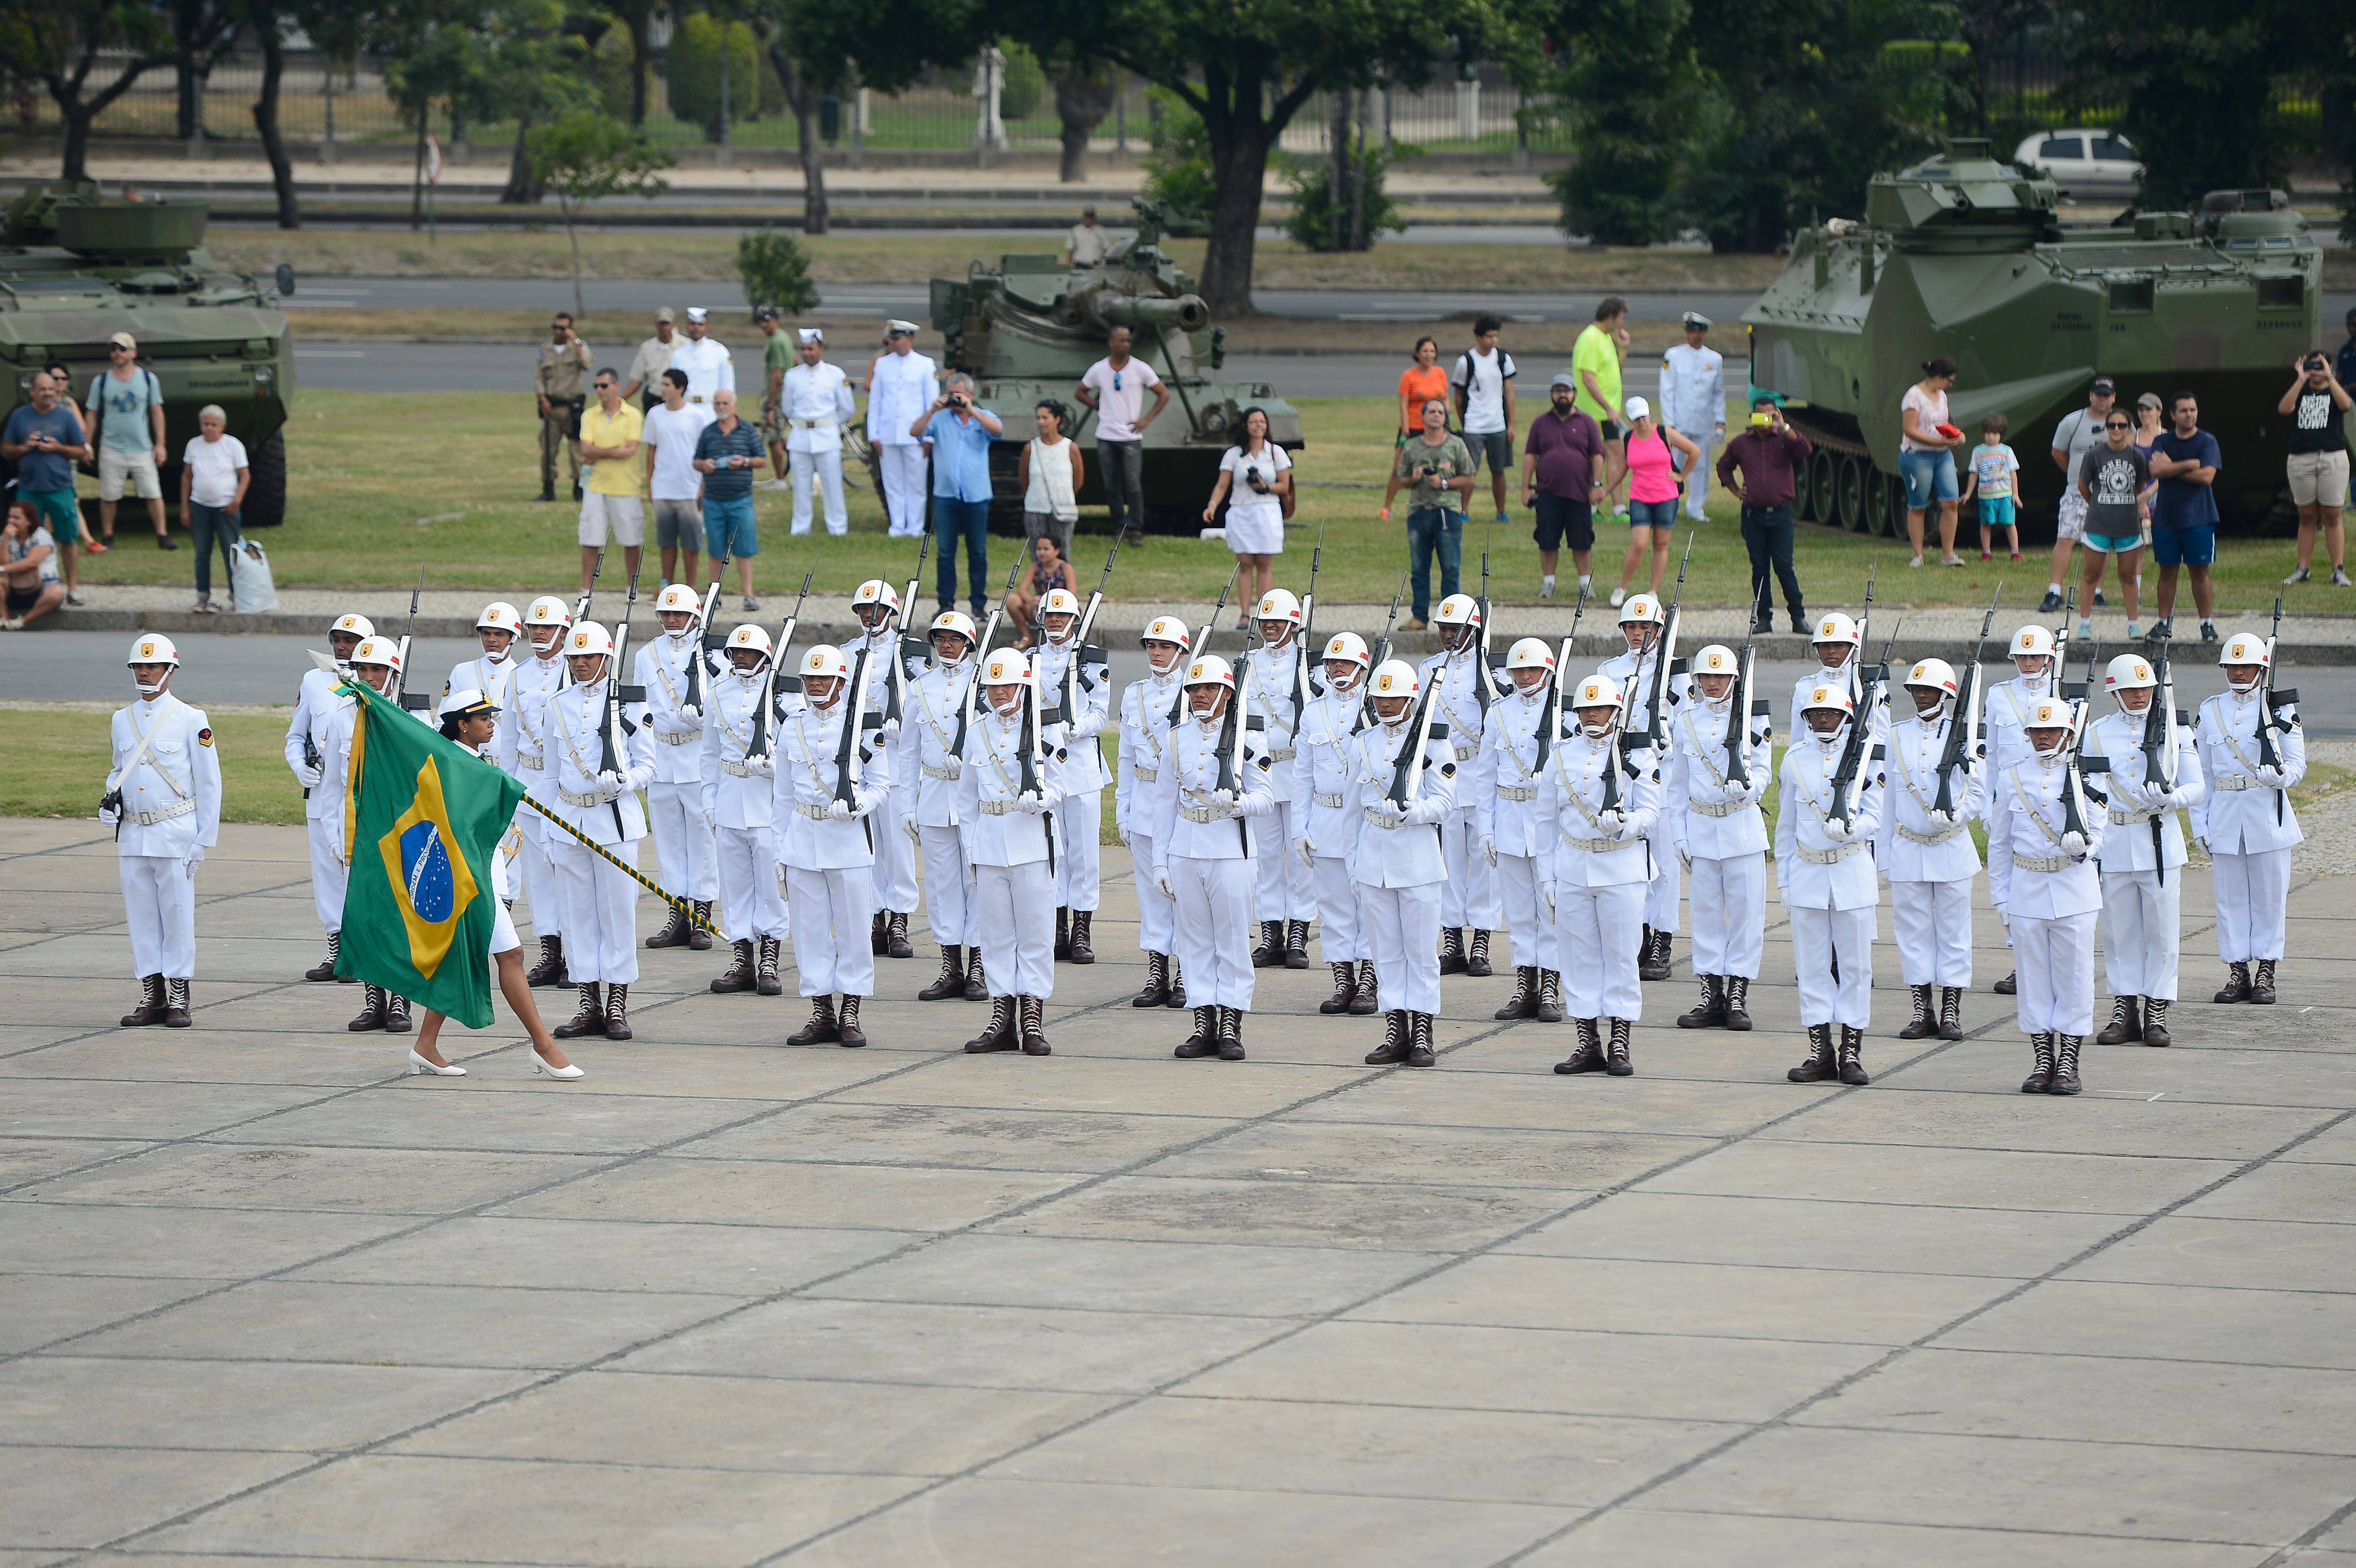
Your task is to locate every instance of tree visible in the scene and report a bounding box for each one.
[8,0,176,180]
[598,0,660,125]
[170,0,241,143]
[1049,56,1118,183]
[1539,0,1709,245]
[528,105,673,317]
[739,229,822,315]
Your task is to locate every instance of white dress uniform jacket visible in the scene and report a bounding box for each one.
[1475,683,1560,973]
[957,702,1068,1000]
[1667,691,1773,985]
[526,676,655,846]
[1116,666,1186,956]
[780,360,853,454]
[287,666,352,935]
[634,631,719,902]
[1149,709,1277,1012]
[1658,340,1726,520]
[1037,632,1111,915]
[109,692,224,981]
[772,696,891,998]
[904,656,978,947]
[866,347,938,538]
[1985,751,2106,1035]
[1289,682,1369,962]
[1877,708,1986,883]
[668,334,735,405]
[1775,727,1885,1030]
[1242,640,1314,925]
[1602,645,1689,933]
[698,666,788,945]
[1538,728,1659,1022]
[1345,715,1458,1016]
[1423,645,1506,931]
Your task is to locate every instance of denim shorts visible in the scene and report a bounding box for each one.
[2150,524,2215,569]
[702,493,758,558]
[1900,448,1958,508]
[1627,497,1679,531]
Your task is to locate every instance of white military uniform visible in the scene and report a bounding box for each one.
[1345,718,1458,1016]
[905,652,979,949]
[498,645,573,947]
[1539,727,1659,1023]
[1422,644,1505,935]
[1787,661,1894,751]
[2089,708,2203,1002]
[860,623,922,924]
[1986,750,2107,1036]
[1291,680,1368,965]
[2190,686,2305,966]
[782,357,854,536]
[634,629,720,905]
[668,333,735,407]
[1149,710,1277,1012]
[441,649,517,760]
[771,697,891,998]
[1037,630,1111,916]
[1603,645,1690,938]
[700,663,789,946]
[957,701,1066,1000]
[1666,690,1773,984]
[519,663,655,983]
[867,346,939,537]
[286,665,351,938]
[1115,664,1186,960]
[1877,704,1987,990]
[1657,340,1726,522]
[109,691,222,981]
[1774,727,1885,1031]
[1241,638,1314,927]
[1475,681,1560,975]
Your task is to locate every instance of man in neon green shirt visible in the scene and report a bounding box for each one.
[1574,296,1628,521]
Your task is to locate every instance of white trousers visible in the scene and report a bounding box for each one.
[1440,806,1499,930]
[1560,881,1645,1022]
[1056,786,1103,912]
[1359,880,1442,1015]
[872,793,918,914]
[121,854,196,979]
[1643,829,1680,933]
[549,836,642,985]
[974,860,1055,997]
[2100,866,2181,1000]
[1674,428,1716,521]
[1890,876,1974,988]
[2213,848,2292,964]
[918,824,974,947]
[515,825,562,943]
[789,446,848,535]
[644,780,717,901]
[878,442,929,537]
[306,815,347,934]
[1494,851,1557,971]
[1687,852,1766,979]
[1171,855,1257,1011]
[785,864,873,996]
[715,824,788,942]
[1791,904,1874,1029]
[1253,796,1316,923]
[1309,855,1366,962]
[2014,909,2098,1036]
[1132,829,1175,954]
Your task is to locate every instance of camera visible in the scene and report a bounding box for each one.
[947,392,968,409]
[2307,355,2330,373]
[1245,467,1267,492]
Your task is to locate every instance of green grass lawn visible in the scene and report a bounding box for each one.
[77,389,2325,619]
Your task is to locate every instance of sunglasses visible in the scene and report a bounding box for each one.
[2105,420,2130,429]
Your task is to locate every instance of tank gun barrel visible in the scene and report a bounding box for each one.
[1088,292,1209,335]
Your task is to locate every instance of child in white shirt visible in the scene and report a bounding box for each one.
[1960,414,2021,563]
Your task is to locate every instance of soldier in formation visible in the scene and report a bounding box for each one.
[1241,589,1314,969]
[1776,681,1882,1086]
[959,648,1063,1056]
[1987,697,2105,1094]
[702,623,790,999]
[1349,658,1458,1067]
[771,645,893,1047]
[1035,587,1111,966]
[1596,595,1685,980]
[851,580,920,964]
[1542,672,1655,1077]
[905,611,988,1003]
[1665,643,1771,1033]
[2089,653,2202,1047]
[1292,632,1378,1015]
[108,633,220,1030]
[636,584,718,952]
[1421,595,1506,977]
[1477,638,1566,1024]
[1117,616,1192,1010]
[2192,632,2303,1006]
[286,611,371,983]
[1878,658,1982,1042]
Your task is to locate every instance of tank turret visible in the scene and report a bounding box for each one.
[929,197,1301,534]
[1746,140,2321,536]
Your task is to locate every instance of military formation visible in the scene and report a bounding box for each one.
[102,560,2307,1098]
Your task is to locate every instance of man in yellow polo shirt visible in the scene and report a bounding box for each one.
[1574,296,1628,524]
[577,365,645,592]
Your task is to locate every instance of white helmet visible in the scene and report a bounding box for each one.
[328,612,375,642]
[1434,593,1482,629]
[476,601,523,637]
[1506,636,1556,672]
[2025,697,2075,756]
[656,582,702,618]
[1811,612,1860,648]
[1571,673,1624,709]
[1141,615,1191,650]
[1618,594,1664,627]
[1322,632,1371,668]
[982,648,1030,685]
[2105,653,2157,694]
[800,644,851,683]
[1369,659,1421,701]
[525,597,573,647]
[1184,654,1236,691]
[2011,624,2056,661]
[852,579,901,618]
[1800,682,1854,716]
[1905,657,1959,696]
[2218,631,2270,670]
[724,624,774,662]
[566,623,615,660]
[930,610,977,650]
[1255,588,1303,626]
[349,636,401,670]
[1691,643,1737,677]
[1042,589,1082,639]
[127,632,181,668]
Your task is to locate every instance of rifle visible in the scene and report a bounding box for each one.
[1473,513,1495,721]
[1825,615,1901,831]
[833,641,883,805]
[750,571,813,760]
[2256,594,2290,825]
[574,549,603,629]
[593,568,644,839]
[1932,580,2002,817]
[1849,561,1876,710]
[2048,583,2077,699]
[1537,582,1588,772]
[2138,622,2182,882]
[2057,666,2111,847]
[686,578,723,717]
[958,555,1029,754]
[1359,570,1410,731]
[1384,666,1442,811]
[1016,649,1056,874]
[1636,531,1694,753]
[1291,520,1326,718]
[391,566,429,711]
[1723,580,1768,792]
[884,530,934,733]
[1171,559,1243,725]
[1061,531,1121,732]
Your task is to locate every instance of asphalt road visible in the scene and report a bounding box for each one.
[16,630,2352,737]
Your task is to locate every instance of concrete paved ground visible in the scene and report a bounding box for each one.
[4,817,2353,1566]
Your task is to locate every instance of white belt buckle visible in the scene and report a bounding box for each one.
[656,728,702,746]
[980,799,1014,816]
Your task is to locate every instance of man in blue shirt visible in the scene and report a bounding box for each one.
[912,371,1003,617]
[0,370,90,603]
[694,388,769,612]
[2149,390,2223,642]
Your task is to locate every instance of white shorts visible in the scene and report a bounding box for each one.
[98,446,162,501]
[2288,449,2350,508]
[578,491,646,548]
[1222,501,1285,556]
[490,897,521,956]
[2054,489,2087,543]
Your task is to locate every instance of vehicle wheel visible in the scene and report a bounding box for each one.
[1886,471,1910,539]
[241,431,287,528]
[1865,466,1896,537]
[1835,454,1867,533]
[1808,450,1838,527]
[1790,452,1814,521]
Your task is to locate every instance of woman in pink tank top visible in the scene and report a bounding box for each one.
[1608,395,1702,605]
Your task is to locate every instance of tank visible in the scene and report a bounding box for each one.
[0,181,292,527]
[928,197,1302,534]
[1744,141,2323,537]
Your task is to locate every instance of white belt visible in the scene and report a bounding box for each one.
[722,759,759,777]
[794,800,834,820]
[1364,806,1408,831]
[1268,747,1297,761]
[1798,839,1867,865]
[517,751,544,770]
[1898,819,1969,845]
[655,728,702,746]
[128,798,196,828]
[1498,784,1538,802]
[689,395,709,403]
[1691,797,1747,818]
[559,785,609,808]
[2109,806,2161,826]
[1179,804,1229,824]
[793,417,837,429]
[2015,852,2072,873]
[1314,790,1345,808]
[980,799,1016,816]
[1559,829,1621,853]
[923,762,960,780]
[2214,775,2256,792]
[1131,763,1158,781]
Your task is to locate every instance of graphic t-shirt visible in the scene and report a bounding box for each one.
[1449,346,1516,435]
[2079,443,2149,536]
[2290,387,2345,456]
[1395,434,1473,513]
[89,368,162,455]
[1969,442,2019,498]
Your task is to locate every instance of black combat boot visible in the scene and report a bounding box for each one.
[921,946,967,1001]
[646,904,692,948]
[1555,1019,1606,1074]
[1019,995,1050,1056]
[1131,951,1170,1007]
[1722,975,1753,1031]
[1677,974,1724,1029]
[2214,962,2251,1002]
[1406,1012,1436,1067]
[756,936,784,996]
[1937,986,1963,1040]
[711,940,756,993]
[2141,997,2173,1047]
[690,900,715,952]
[305,932,341,981]
[1439,927,1468,975]
[2252,960,2278,1005]
[1216,1006,1246,1061]
[1605,1018,1634,1077]
[384,993,412,1034]
[965,996,1018,1053]
[873,910,892,957]
[1069,911,1095,964]
[1165,957,1187,1008]
[1284,919,1309,970]
[526,935,566,988]
[1321,961,1359,1015]
[1537,970,1564,1023]
[2096,996,2143,1045]
[1898,983,1935,1040]
[885,911,912,959]
[2048,1034,2083,1095]
[1494,965,1539,1020]
[1055,906,1072,960]
[1348,959,1379,1015]
[121,974,166,1028]
[964,947,989,1001]
[1637,928,1672,981]
[1364,1011,1410,1066]
[347,984,389,1033]
[1251,919,1283,968]
[163,978,192,1029]
[788,994,840,1046]
[554,983,604,1039]
[838,995,866,1047]
[602,984,631,1041]
[1994,970,2017,995]
[1789,1024,1837,1083]
[2021,1033,2056,1094]
[1837,1025,1868,1085]
[1466,929,1493,978]
[1176,1005,1218,1059]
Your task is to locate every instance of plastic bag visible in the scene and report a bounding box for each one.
[228,537,278,613]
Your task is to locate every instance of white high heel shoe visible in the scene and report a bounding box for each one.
[408,1050,466,1077]
[533,1056,584,1080]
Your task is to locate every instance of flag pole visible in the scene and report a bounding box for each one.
[516,795,722,936]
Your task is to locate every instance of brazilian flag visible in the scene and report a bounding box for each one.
[335,680,525,1028]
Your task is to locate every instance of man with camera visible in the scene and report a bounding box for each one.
[1,370,90,605]
[913,374,1003,618]
[1381,397,1476,631]
[2279,351,2352,588]
[1715,395,1813,633]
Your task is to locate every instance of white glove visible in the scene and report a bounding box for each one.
[1115,823,1130,847]
[1596,807,1627,836]
[295,762,324,790]
[1928,807,1955,827]
[703,809,717,834]
[776,862,790,898]
[1016,790,1045,816]
[1539,881,1556,917]
[1295,834,1316,871]
[1480,836,1498,868]
[1822,816,1853,843]
[751,754,776,779]
[2061,829,2088,859]
[827,798,852,821]
[1677,841,1692,869]
[942,755,963,780]
[880,716,900,739]
[1210,787,1236,809]
[596,769,627,801]
[903,816,922,845]
[1371,796,1407,824]
[1154,865,1175,901]
[681,704,702,725]
[2255,765,2288,788]
[182,846,205,878]
[98,803,120,827]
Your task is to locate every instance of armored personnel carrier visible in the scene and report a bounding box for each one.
[0,181,292,527]
[929,197,1302,534]
[1745,142,2322,536]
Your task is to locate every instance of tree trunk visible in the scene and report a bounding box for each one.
[767,44,828,236]
[253,32,298,229]
[411,118,427,231]
[501,114,546,204]
[564,197,585,320]
[1054,66,1116,184]
[1187,64,1311,314]
[628,8,651,127]
[1328,89,1349,252]
[61,105,94,182]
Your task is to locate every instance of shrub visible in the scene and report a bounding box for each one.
[739,229,821,316]
[667,13,763,139]
[1279,142,1412,252]
[1139,88,1218,236]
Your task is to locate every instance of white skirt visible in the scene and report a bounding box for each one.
[1223,499,1285,555]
